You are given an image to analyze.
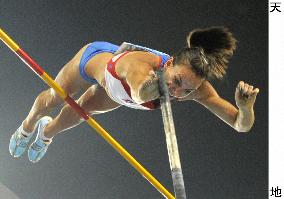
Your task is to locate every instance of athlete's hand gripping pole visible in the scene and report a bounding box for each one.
[157,69,187,199]
[0,28,175,199]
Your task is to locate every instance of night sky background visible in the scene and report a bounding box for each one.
[0,1,267,199]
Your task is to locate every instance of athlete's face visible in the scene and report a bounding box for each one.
[164,58,204,98]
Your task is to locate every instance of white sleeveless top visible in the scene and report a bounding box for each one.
[104,51,161,110]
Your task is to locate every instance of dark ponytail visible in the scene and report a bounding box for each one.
[187,26,237,79]
[186,26,237,79]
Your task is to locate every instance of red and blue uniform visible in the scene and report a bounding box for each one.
[79,41,170,110]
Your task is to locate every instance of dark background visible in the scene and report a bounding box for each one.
[0,1,268,199]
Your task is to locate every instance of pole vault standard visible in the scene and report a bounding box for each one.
[157,70,187,199]
[0,28,175,199]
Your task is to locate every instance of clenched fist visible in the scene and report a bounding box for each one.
[235,81,259,110]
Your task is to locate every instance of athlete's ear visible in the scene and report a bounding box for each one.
[164,57,174,68]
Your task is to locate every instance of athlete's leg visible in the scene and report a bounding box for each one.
[43,84,121,138]
[28,84,121,163]
[27,85,120,162]
[22,44,92,133]
[9,44,94,158]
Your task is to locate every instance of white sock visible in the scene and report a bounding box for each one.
[20,124,34,137]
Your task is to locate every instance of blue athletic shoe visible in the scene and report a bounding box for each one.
[9,123,38,158]
[28,116,52,163]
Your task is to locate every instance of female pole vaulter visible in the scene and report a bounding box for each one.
[9,26,259,163]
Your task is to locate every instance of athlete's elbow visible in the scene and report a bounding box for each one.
[234,124,253,133]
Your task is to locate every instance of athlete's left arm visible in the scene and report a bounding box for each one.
[179,81,259,133]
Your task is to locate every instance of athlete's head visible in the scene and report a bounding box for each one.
[164,26,237,98]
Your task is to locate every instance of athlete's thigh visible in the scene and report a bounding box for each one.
[77,84,121,114]
[52,43,92,97]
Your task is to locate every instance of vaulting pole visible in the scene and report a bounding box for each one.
[157,70,187,199]
[0,28,175,199]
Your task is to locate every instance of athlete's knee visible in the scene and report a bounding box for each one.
[46,88,64,107]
